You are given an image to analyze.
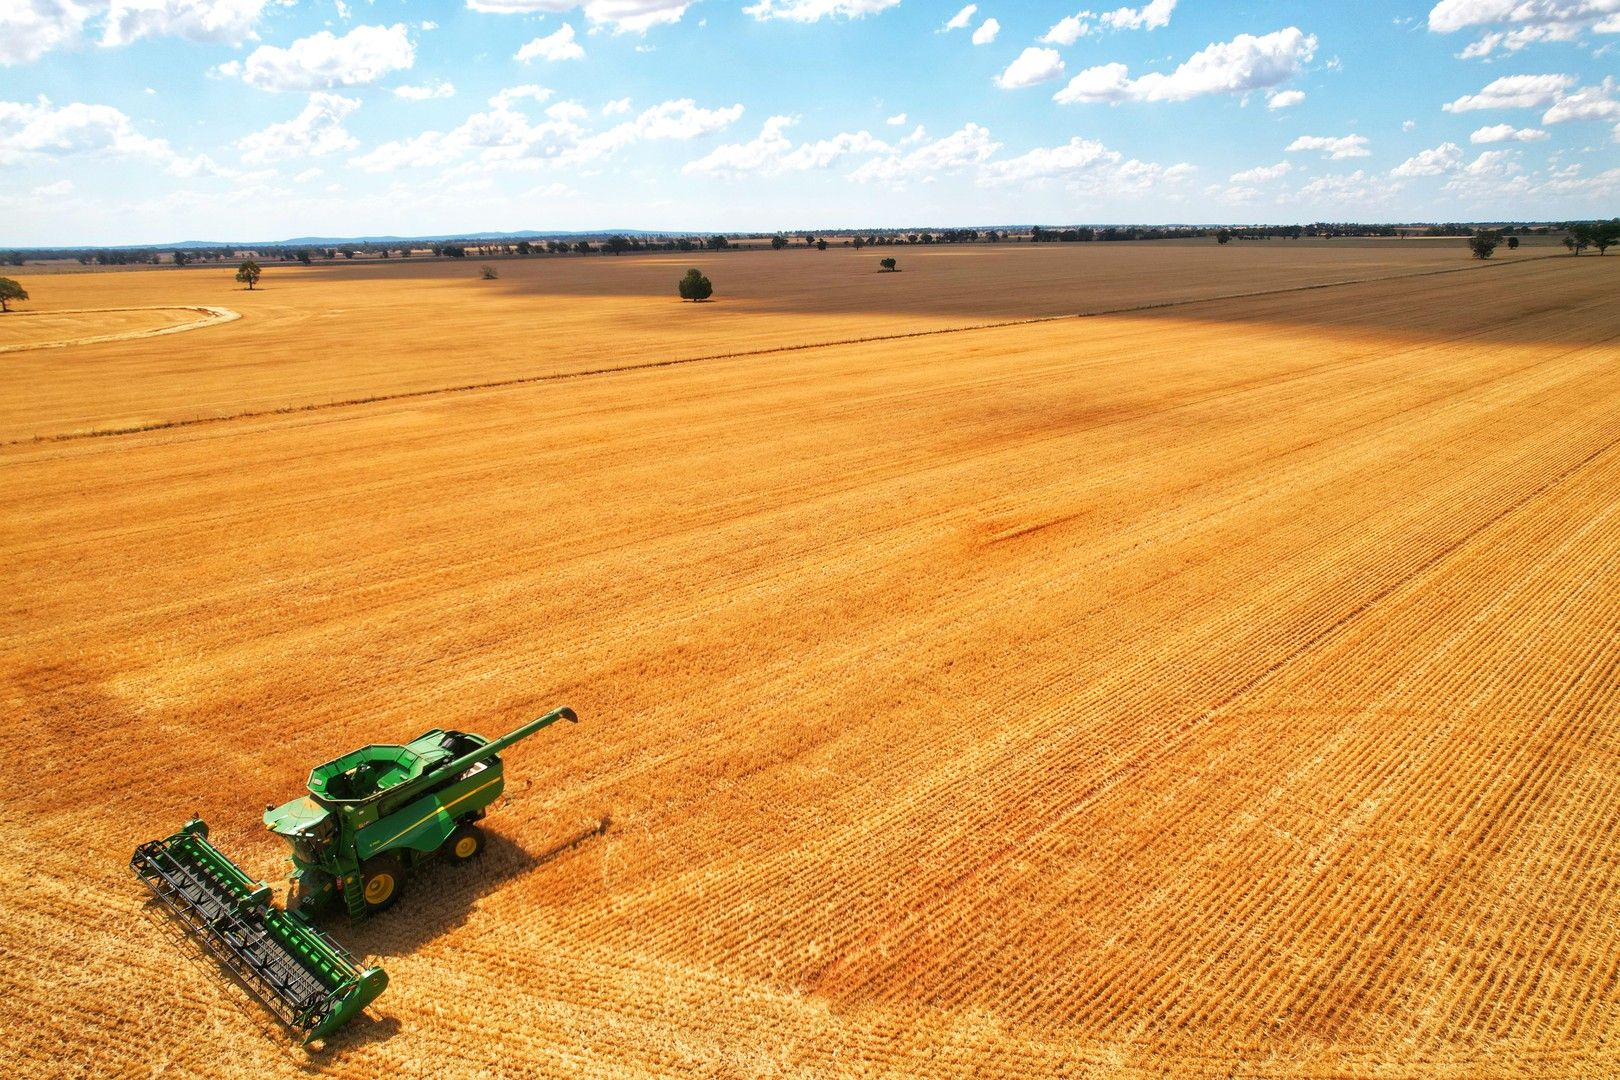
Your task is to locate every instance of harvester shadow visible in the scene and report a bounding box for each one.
[305,819,610,1058]
[341,817,610,958]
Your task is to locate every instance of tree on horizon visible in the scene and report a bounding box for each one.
[678,268,713,302]
[0,277,28,311]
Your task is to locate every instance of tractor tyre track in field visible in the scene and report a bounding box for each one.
[0,305,240,353]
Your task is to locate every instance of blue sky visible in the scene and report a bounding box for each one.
[2,0,1617,244]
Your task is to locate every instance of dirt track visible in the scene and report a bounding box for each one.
[0,305,239,354]
[2,248,1617,1078]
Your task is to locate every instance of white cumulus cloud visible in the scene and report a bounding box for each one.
[227,23,414,92]
[237,92,360,165]
[885,111,906,125]
[1442,73,1576,111]
[1098,0,1177,31]
[1429,0,1620,59]
[1230,160,1291,183]
[0,94,225,176]
[995,47,1065,90]
[849,122,999,183]
[1542,77,1620,121]
[516,23,584,61]
[971,17,999,44]
[1390,141,1463,175]
[101,0,270,48]
[1296,169,1383,203]
[684,115,891,177]
[2,0,271,63]
[1470,122,1548,141]
[1,2,87,64]
[743,0,900,22]
[1267,88,1305,109]
[395,79,456,100]
[352,93,738,172]
[466,0,691,34]
[1287,133,1371,159]
[1444,147,1531,199]
[561,97,744,163]
[490,84,551,109]
[978,134,1191,195]
[1054,27,1316,104]
[942,4,975,31]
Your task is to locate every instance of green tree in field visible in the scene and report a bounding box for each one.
[1468,232,1499,260]
[678,268,713,302]
[816,238,829,251]
[1592,220,1618,255]
[235,260,262,290]
[0,277,28,311]
[172,249,191,266]
[605,235,630,255]
[1506,236,1519,250]
[1215,229,1233,245]
[879,257,898,272]
[770,235,787,250]
[1563,223,1592,255]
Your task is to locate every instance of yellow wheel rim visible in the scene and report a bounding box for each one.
[454,835,478,859]
[363,872,395,905]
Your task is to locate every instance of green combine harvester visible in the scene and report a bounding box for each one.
[131,706,578,1043]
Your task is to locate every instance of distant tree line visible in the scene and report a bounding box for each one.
[5,218,1612,268]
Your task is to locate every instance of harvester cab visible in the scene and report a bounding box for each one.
[131,706,578,1043]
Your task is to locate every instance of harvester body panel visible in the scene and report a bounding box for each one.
[353,760,505,860]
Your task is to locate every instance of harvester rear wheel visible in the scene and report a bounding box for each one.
[448,825,484,862]
[359,855,403,912]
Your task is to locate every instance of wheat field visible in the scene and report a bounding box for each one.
[2,243,1617,1078]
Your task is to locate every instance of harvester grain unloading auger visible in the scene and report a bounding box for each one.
[131,705,579,1043]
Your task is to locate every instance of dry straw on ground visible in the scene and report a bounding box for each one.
[2,241,1616,1078]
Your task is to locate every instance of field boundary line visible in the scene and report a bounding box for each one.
[0,305,240,355]
[7,254,1571,447]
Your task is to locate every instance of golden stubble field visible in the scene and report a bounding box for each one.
[0,238,1542,441]
[2,242,1618,1078]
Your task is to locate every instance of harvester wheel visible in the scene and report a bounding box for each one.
[359,855,403,912]
[448,824,484,862]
